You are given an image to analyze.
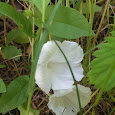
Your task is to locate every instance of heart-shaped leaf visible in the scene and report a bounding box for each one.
[32,0,50,14]
[0,76,29,114]
[46,6,95,39]
[6,28,30,44]
[0,2,33,37]
[2,46,22,61]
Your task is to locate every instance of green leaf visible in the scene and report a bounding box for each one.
[6,28,30,44]
[111,31,115,36]
[0,76,29,114]
[23,10,34,17]
[34,18,42,28]
[0,44,4,48]
[2,46,22,61]
[46,6,94,39]
[0,64,6,68]
[18,102,40,115]
[32,0,50,14]
[0,78,6,93]
[88,35,115,91]
[0,13,3,17]
[0,2,33,37]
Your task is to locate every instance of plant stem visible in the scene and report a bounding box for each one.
[26,1,62,114]
[92,0,110,47]
[66,0,69,7]
[54,40,83,115]
[12,59,20,77]
[76,0,82,10]
[26,1,35,114]
[42,0,45,24]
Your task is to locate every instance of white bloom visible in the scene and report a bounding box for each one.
[35,41,84,94]
[48,85,91,115]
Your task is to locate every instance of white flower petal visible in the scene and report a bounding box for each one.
[51,41,84,63]
[51,63,84,90]
[48,85,91,115]
[35,65,52,94]
[35,40,84,93]
[38,41,58,64]
[61,41,84,63]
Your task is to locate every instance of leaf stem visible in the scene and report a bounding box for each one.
[66,0,70,7]
[26,1,62,114]
[54,40,83,115]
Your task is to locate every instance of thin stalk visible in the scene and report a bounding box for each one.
[3,16,6,46]
[84,0,92,72]
[83,105,93,115]
[54,40,83,115]
[109,107,115,115]
[84,40,106,56]
[12,59,20,77]
[66,0,70,7]
[113,16,115,30]
[11,0,16,10]
[76,0,82,10]
[42,0,45,24]
[92,0,110,47]
[26,1,62,114]
[26,1,35,114]
[40,0,45,38]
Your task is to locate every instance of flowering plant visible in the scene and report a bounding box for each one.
[35,40,91,114]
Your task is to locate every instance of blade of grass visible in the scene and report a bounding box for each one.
[76,0,82,10]
[66,0,70,7]
[54,40,83,115]
[92,0,110,47]
[26,0,62,114]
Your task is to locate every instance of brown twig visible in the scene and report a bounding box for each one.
[92,0,110,47]
[11,0,16,10]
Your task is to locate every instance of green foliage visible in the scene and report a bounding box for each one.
[0,44,4,48]
[6,28,30,44]
[34,18,42,28]
[0,76,29,114]
[32,0,50,14]
[88,32,115,91]
[2,46,22,61]
[0,78,6,93]
[45,6,94,39]
[23,10,34,17]
[80,3,102,14]
[18,102,40,115]
[27,1,62,113]
[0,64,6,68]
[0,2,33,37]
[111,31,115,36]
[0,13,3,17]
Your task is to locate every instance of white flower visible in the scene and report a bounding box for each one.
[48,85,91,115]
[35,41,84,94]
